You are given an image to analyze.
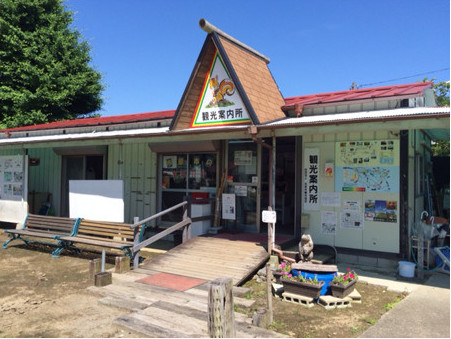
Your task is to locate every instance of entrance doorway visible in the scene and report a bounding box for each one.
[225,140,260,232]
[261,137,296,235]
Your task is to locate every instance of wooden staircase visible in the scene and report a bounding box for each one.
[142,236,270,286]
[88,268,287,338]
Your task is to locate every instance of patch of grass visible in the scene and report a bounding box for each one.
[351,325,361,334]
[384,293,406,311]
[362,317,377,325]
[243,291,253,299]
[268,320,287,333]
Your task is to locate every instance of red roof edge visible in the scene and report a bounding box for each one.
[282,82,434,110]
[1,110,176,134]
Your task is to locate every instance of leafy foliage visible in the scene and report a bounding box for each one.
[432,80,450,107]
[0,0,103,128]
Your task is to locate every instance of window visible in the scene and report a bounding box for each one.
[160,153,217,222]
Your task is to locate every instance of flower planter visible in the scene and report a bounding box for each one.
[273,271,283,284]
[281,278,325,299]
[330,278,357,298]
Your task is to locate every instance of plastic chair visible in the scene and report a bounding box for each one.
[433,246,450,274]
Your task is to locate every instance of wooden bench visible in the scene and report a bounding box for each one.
[2,214,80,257]
[56,219,145,260]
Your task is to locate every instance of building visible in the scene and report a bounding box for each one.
[0,20,449,266]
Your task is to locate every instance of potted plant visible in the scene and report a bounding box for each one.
[329,268,358,298]
[281,273,325,299]
[273,261,291,283]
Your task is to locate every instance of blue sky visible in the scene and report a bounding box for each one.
[64,0,450,117]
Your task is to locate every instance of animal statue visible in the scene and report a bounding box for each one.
[298,234,314,262]
[208,75,235,107]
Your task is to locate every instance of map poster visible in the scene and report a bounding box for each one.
[303,148,320,211]
[335,166,399,192]
[336,140,399,167]
[335,139,399,193]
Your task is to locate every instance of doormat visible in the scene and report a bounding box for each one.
[136,272,207,291]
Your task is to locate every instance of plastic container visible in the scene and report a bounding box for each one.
[292,269,336,296]
[435,247,450,272]
[191,192,208,204]
[398,261,416,278]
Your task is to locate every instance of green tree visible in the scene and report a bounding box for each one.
[422,78,450,156]
[432,80,450,107]
[0,0,103,128]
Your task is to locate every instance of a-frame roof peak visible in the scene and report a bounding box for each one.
[170,23,285,131]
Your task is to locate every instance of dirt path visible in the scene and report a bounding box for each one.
[0,231,407,338]
[0,233,142,338]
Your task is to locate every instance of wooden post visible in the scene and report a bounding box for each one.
[418,223,424,280]
[267,206,273,255]
[133,216,140,269]
[182,198,191,243]
[266,263,273,324]
[208,278,236,338]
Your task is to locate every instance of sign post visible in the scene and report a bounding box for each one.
[262,208,277,254]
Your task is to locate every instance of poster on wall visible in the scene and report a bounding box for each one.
[365,199,398,223]
[340,200,363,229]
[321,192,341,207]
[0,156,25,201]
[335,140,399,193]
[321,210,337,235]
[303,148,320,211]
[222,193,236,220]
[163,156,177,169]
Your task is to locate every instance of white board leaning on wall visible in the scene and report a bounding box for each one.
[69,180,124,222]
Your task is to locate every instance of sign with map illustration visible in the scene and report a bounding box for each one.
[0,155,25,201]
[191,50,251,128]
[335,140,399,192]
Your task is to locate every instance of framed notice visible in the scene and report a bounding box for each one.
[222,193,236,220]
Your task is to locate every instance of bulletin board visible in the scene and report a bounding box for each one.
[69,180,124,222]
[0,155,28,224]
[303,140,400,253]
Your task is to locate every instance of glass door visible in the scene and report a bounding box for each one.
[226,140,260,232]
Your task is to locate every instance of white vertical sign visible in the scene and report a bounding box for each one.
[222,193,236,220]
[303,148,320,211]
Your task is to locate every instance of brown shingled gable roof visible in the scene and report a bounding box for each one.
[217,36,286,124]
[170,32,286,131]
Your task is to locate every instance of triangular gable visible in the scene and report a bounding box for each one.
[217,36,286,124]
[170,32,286,131]
[191,50,252,127]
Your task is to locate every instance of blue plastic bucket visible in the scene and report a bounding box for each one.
[291,269,337,295]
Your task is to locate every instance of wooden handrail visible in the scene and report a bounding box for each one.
[133,218,191,252]
[131,199,191,269]
[129,201,188,229]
